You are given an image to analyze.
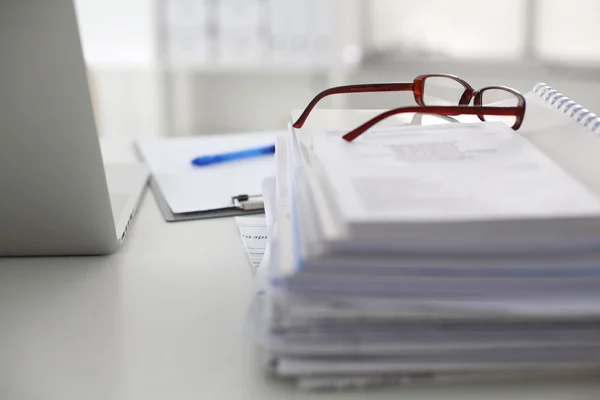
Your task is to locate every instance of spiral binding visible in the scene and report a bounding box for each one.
[533,83,600,136]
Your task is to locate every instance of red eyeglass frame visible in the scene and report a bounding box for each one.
[343,86,526,142]
[292,73,475,129]
[291,74,526,142]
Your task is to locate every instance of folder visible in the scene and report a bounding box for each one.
[136,131,284,222]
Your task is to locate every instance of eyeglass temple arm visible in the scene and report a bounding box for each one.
[292,83,414,129]
[342,106,521,142]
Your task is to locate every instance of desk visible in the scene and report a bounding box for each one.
[1,140,600,400]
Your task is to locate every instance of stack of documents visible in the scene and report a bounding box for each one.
[247,106,600,390]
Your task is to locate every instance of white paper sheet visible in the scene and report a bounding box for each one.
[262,177,277,228]
[236,216,267,272]
[295,367,600,391]
[313,121,600,223]
[136,131,283,214]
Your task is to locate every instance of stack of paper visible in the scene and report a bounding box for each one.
[247,109,600,390]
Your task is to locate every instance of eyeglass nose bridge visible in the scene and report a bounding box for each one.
[458,90,473,105]
[441,91,472,116]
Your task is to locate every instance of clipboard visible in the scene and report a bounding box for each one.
[149,179,265,221]
[136,131,284,222]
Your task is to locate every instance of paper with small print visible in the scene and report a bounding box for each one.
[235,217,267,272]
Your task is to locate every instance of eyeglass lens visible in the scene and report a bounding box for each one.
[422,76,518,128]
[478,88,519,128]
[422,76,469,106]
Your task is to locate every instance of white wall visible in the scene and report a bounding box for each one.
[367,0,526,59]
[89,68,165,138]
[536,0,600,63]
[73,0,157,67]
[367,0,600,63]
[73,0,164,137]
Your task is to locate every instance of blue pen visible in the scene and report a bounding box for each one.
[191,144,275,167]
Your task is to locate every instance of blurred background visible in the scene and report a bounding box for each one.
[74,0,600,138]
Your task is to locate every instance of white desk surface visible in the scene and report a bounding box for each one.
[1,139,600,400]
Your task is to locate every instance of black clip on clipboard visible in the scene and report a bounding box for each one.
[150,179,265,222]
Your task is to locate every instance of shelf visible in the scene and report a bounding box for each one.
[86,60,334,75]
[165,62,332,74]
[359,53,600,81]
[86,60,161,71]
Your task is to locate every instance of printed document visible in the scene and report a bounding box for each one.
[236,217,267,272]
[312,122,600,223]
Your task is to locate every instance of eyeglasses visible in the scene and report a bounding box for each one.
[292,73,526,142]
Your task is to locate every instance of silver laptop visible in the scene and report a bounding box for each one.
[0,0,149,256]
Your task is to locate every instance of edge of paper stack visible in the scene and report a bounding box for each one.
[247,111,600,391]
